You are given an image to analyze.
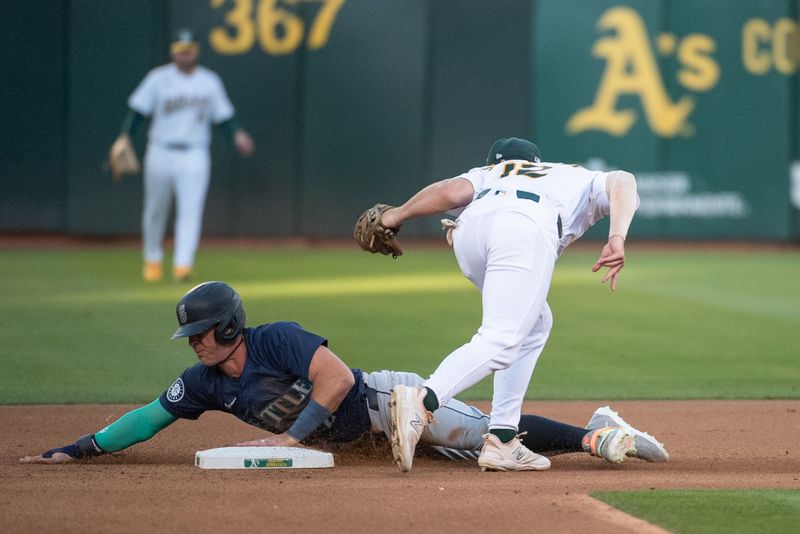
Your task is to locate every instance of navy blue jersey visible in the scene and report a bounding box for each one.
[159,322,370,443]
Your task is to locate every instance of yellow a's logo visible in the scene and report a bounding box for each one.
[567,7,699,137]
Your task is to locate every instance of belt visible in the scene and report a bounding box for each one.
[475,188,562,239]
[364,384,380,411]
[164,143,192,151]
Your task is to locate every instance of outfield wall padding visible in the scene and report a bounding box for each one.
[1,0,798,240]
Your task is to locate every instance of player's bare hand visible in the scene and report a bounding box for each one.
[237,433,300,447]
[234,130,254,157]
[591,234,626,291]
[19,452,75,464]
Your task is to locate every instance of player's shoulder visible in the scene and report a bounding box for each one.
[195,65,225,83]
[248,322,303,342]
[542,161,585,169]
[148,63,176,78]
[458,164,494,178]
[258,321,303,333]
[246,323,312,364]
[180,361,218,385]
[542,162,600,176]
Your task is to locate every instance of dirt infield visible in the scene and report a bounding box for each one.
[2,400,798,533]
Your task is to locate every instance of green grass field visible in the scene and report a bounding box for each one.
[2,243,798,531]
[0,244,797,404]
[593,490,800,534]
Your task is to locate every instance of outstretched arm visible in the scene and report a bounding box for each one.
[592,171,638,291]
[237,345,355,447]
[19,399,177,464]
[380,177,475,228]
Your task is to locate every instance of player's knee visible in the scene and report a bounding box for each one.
[473,323,536,364]
[491,349,520,369]
[477,333,524,368]
[542,305,553,333]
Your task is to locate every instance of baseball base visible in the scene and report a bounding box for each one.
[195,446,334,469]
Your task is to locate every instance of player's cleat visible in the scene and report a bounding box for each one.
[581,427,636,463]
[389,385,432,473]
[477,432,551,472]
[173,265,193,282]
[143,261,163,282]
[586,406,669,463]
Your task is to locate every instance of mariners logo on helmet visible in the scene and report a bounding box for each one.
[178,304,188,325]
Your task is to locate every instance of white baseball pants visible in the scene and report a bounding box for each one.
[425,193,559,431]
[142,144,210,268]
[364,370,489,451]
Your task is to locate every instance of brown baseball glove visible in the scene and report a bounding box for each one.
[108,135,140,181]
[353,204,403,258]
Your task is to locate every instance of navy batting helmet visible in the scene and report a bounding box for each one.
[171,281,246,344]
[486,137,541,165]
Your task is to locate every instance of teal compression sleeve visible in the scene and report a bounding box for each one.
[93,399,177,452]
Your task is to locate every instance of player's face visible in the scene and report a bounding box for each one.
[187,327,227,366]
[172,46,199,71]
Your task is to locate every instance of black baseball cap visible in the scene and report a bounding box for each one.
[486,137,541,165]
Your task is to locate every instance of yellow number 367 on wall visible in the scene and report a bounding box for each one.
[210,0,345,56]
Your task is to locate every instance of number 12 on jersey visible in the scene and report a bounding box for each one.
[500,162,551,179]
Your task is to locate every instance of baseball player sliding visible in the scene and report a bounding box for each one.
[355,137,642,472]
[20,282,667,467]
[110,29,254,283]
